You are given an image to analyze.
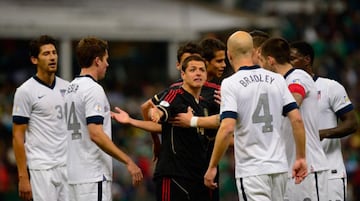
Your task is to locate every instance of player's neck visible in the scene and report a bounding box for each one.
[276,63,293,77]
[182,84,201,100]
[80,67,98,81]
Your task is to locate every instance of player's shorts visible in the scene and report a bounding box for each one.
[328,177,347,201]
[155,177,211,201]
[69,180,112,201]
[284,170,328,201]
[29,165,68,201]
[235,172,287,201]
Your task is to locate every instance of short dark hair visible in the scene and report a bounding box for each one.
[290,41,315,66]
[261,37,291,65]
[29,35,57,58]
[249,30,270,49]
[199,37,226,62]
[181,55,206,72]
[177,41,203,63]
[76,37,108,68]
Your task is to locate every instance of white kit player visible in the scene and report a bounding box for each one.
[204,31,307,201]
[290,41,358,201]
[65,37,142,201]
[12,35,69,201]
[259,37,329,201]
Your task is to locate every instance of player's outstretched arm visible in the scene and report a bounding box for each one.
[319,110,358,140]
[88,123,143,186]
[111,107,161,133]
[287,108,308,184]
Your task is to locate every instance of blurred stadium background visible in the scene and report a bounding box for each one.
[0,0,359,200]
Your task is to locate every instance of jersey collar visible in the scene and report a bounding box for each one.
[283,68,296,79]
[76,74,97,82]
[33,75,56,89]
[237,65,261,71]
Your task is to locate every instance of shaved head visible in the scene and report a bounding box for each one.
[226,31,254,71]
[227,31,253,57]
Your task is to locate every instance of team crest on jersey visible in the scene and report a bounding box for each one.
[317,91,321,100]
[60,89,66,97]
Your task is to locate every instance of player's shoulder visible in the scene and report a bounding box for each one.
[15,77,37,93]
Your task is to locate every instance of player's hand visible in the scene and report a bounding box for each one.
[126,161,143,186]
[204,167,218,190]
[18,176,32,201]
[170,107,193,128]
[111,107,130,124]
[149,107,162,123]
[292,158,308,184]
[214,90,221,105]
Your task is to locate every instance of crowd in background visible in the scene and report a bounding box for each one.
[0,0,360,200]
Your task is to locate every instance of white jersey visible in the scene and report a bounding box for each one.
[316,77,353,179]
[220,65,298,178]
[65,75,112,184]
[282,69,328,174]
[12,76,69,170]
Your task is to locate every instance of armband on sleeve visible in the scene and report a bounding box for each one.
[288,83,306,98]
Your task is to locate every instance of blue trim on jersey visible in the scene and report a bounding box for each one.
[13,116,29,124]
[76,74,97,82]
[283,68,296,79]
[282,102,298,116]
[33,75,56,89]
[335,104,354,117]
[86,115,104,125]
[313,75,319,82]
[220,111,237,120]
[237,65,261,71]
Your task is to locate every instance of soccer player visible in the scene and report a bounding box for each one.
[113,55,216,201]
[259,37,329,201]
[290,40,358,201]
[204,31,307,201]
[140,41,204,161]
[12,35,69,201]
[249,29,270,65]
[65,37,143,201]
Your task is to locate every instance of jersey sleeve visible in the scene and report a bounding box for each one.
[219,78,238,120]
[279,77,298,116]
[328,80,354,116]
[84,85,107,124]
[12,87,31,124]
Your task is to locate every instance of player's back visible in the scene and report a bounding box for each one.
[221,65,296,178]
[65,75,112,184]
[283,69,328,174]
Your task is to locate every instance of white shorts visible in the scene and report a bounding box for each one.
[284,170,328,201]
[328,177,347,201]
[29,165,68,201]
[69,180,112,201]
[236,173,287,201]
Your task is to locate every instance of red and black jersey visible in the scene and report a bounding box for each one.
[154,87,212,182]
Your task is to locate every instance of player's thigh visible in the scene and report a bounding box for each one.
[69,181,112,201]
[284,170,328,201]
[29,169,57,201]
[328,177,346,201]
[236,174,286,201]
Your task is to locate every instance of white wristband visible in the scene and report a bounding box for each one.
[190,116,199,127]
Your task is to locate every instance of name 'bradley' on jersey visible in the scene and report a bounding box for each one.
[238,73,275,87]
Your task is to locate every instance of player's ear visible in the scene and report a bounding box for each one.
[30,56,38,65]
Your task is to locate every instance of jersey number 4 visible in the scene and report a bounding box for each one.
[65,102,82,140]
[252,93,273,133]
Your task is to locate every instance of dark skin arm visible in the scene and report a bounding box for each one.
[319,110,358,140]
